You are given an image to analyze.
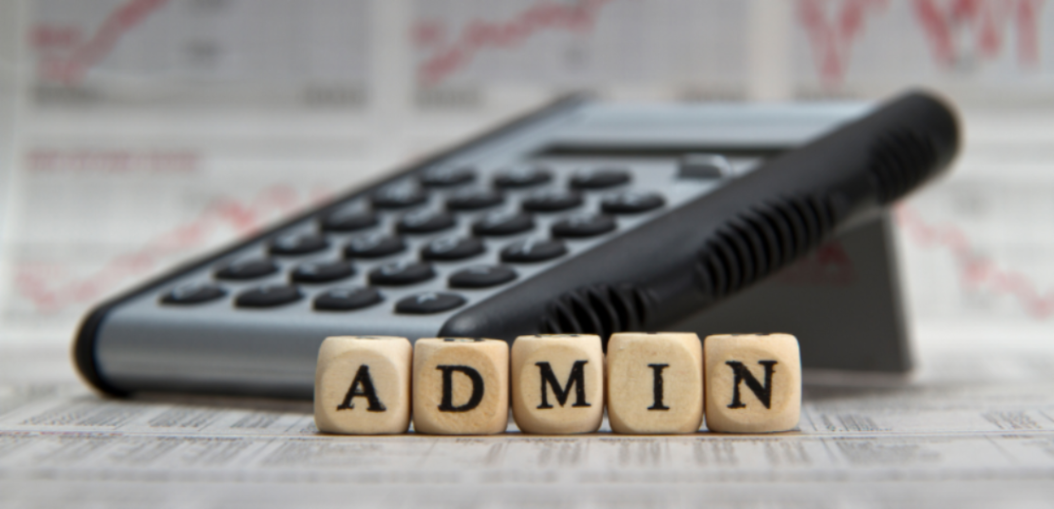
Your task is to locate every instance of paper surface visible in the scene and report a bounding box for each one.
[3,341,1054,507]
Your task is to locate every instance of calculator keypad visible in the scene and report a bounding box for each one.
[159,157,724,324]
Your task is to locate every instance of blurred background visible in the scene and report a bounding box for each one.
[0,0,1052,359]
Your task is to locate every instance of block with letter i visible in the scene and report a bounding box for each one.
[704,333,801,433]
[511,334,604,434]
[606,332,704,434]
[412,338,509,435]
[314,336,412,435]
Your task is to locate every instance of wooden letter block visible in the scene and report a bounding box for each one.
[412,338,509,435]
[511,334,604,434]
[704,333,801,433]
[314,336,412,435]
[606,332,704,434]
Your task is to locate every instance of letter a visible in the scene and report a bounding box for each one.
[337,365,387,412]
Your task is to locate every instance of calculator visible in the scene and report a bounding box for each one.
[74,91,959,398]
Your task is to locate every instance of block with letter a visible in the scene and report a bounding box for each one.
[704,333,801,433]
[606,332,704,434]
[314,336,413,435]
[511,334,604,434]
[412,338,509,435]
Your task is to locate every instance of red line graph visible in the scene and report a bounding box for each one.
[895,205,1054,319]
[797,0,890,86]
[912,0,1044,68]
[15,185,329,313]
[415,0,615,86]
[37,0,169,84]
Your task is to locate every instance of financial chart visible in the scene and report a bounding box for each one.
[1,0,1053,348]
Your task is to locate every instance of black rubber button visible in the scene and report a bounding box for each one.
[368,261,436,286]
[314,286,383,311]
[521,189,583,212]
[551,214,617,238]
[570,168,631,189]
[235,284,302,308]
[319,205,378,232]
[371,183,429,209]
[500,238,568,263]
[215,258,279,280]
[420,166,475,187]
[290,260,355,283]
[269,232,329,256]
[449,265,518,288]
[395,292,467,314]
[445,188,504,211]
[494,166,553,188]
[421,236,485,261]
[161,282,226,305]
[472,210,535,236]
[396,209,455,234]
[344,233,406,259]
[600,191,666,214]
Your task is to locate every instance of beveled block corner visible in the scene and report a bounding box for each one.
[314,335,413,435]
[704,333,801,433]
[511,334,604,434]
[606,332,704,434]
[412,337,509,435]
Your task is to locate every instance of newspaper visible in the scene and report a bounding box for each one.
[3,340,1054,508]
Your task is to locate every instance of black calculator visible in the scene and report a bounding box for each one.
[74,91,959,399]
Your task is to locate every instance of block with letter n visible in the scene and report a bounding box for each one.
[511,334,604,434]
[314,336,413,435]
[704,333,801,433]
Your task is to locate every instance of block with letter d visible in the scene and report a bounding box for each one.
[412,338,509,435]
[511,334,604,434]
[314,336,413,435]
[606,332,704,434]
[704,333,801,433]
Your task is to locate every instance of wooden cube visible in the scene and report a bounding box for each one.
[606,332,704,434]
[511,334,604,434]
[704,333,801,433]
[314,336,412,435]
[412,338,509,435]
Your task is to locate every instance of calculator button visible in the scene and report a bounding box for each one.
[600,191,666,214]
[344,233,406,259]
[421,236,485,261]
[269,232,329,256]
[570,168,631,189]
[161,282,226,305]
[472,210,535,236]
[445,188,504,211]
[494,166,553,188]
[500,238,568,263]
[420,166,476,187]
[551,214,617,238]
[449,265,518,288]
[215,258,279,280]
[679,153,731,179]
[396,209,455,234]
[235,284,302,308]
[290,260,355,284]
[395,292,467,314]
[314,286,383,311]
[319,206,378,232]
[368,261,436,286]
[521,189,583,212]
[371,183,429,209]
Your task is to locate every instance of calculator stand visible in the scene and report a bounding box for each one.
[670,212,913,379]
